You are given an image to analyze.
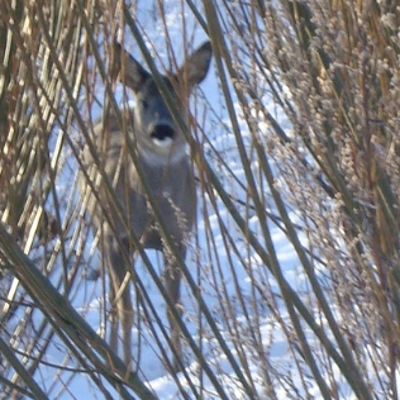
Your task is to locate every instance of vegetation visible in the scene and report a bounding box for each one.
[1,0,400,398]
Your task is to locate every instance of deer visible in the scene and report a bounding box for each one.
[79,40,212,372]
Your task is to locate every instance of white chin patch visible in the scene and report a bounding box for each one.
[152,136,174,148]
[141,145,187,166]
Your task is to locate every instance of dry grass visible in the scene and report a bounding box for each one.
[1,0,400,399]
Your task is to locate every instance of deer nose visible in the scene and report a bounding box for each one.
[150,124,175,142]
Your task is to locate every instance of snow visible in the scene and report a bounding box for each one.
[50,4,311,398]
[5,2,379,400]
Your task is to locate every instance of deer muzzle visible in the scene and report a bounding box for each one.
[150,124,176,148]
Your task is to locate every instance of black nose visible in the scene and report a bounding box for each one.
[150,124,175,141]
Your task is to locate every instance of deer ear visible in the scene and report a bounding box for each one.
[177,41,212,88]
[112,41,150,93]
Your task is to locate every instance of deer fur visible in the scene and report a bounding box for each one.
[79,41,212,371]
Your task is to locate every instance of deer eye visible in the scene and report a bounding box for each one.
[139,99,149,110]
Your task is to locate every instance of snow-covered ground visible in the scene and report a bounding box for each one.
[9,2,366,399]
[41,3,317,399]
